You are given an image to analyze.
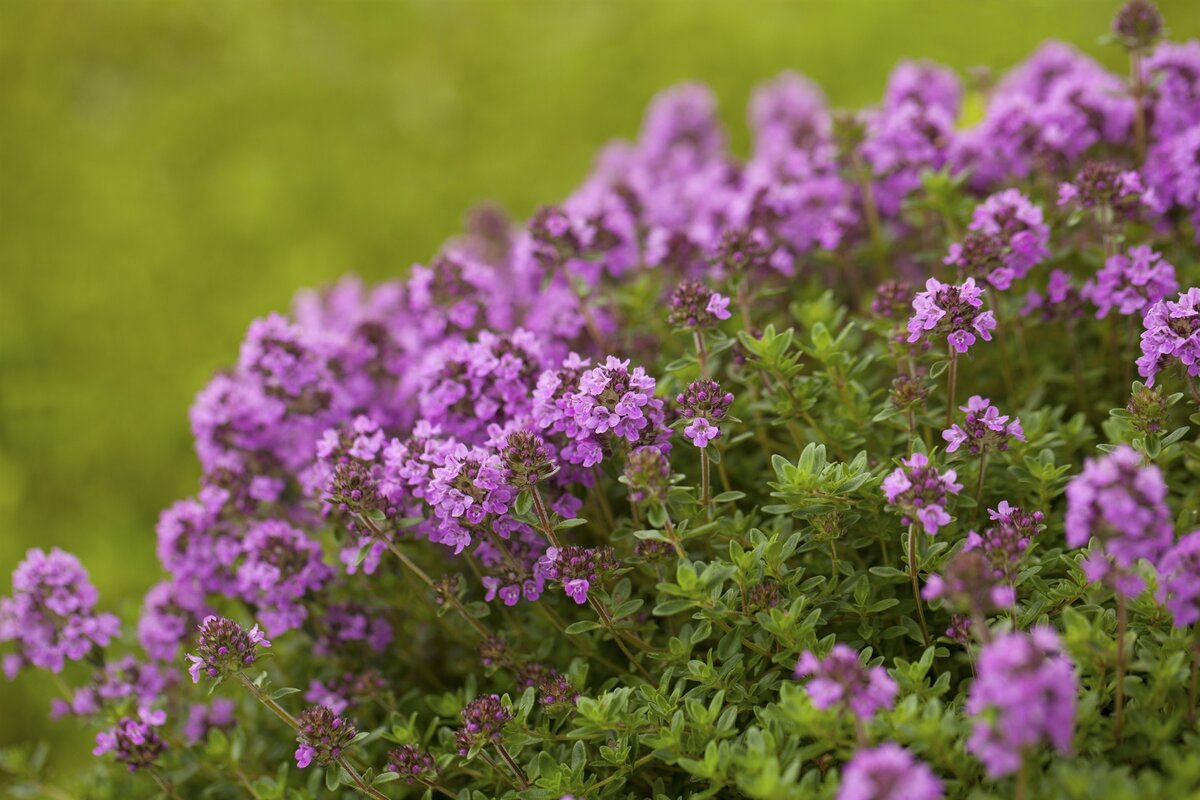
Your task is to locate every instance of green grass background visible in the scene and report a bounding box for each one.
[2,0,1197,776]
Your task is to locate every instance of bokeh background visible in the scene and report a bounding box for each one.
[2,0,1198,781]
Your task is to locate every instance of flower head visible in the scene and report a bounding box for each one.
[0,548,120,675]
[295,706,358,769]
[794,644,897,721]
[1064,445,1173,597]
[1084,246,1177,319]
[906,278,996,354]
[837,743,943,800]
[923,550,1016,617]
[1136,287,1200,386]
[185,616,271,684]
[386,744,438,784]
[455,694,512,755]
[966,628,1077,777]
[1157,530,1200,628]
[667,281,732,330]
[93,713,167,773]
[942,396,1024,456]
[540,546,619,605]
[882,452,962,535]
[500,430,558,491]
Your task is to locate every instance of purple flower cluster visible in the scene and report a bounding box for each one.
[964,502,1044,582]
[906,278,996,354]
[387,744,438,784]
[838,743,943,800]
[1137,288,1200,386]
[533,354,668,468]
[93,711,167,773]
[455,694,512,756]
[1064,446,1173,596]
[676,379,734,448]
[794,644,897,721]
[882,452,962,535]
[923,550,1015,618]
[295,705,358,769]
[185,615,271,684]
[1156,530,1200,628]
[946,190,1049,290]
[540,545,619,605]
[942,396,1024,457]
[667,281,732,330]
[1084,245,1177,319]
[0,548,120,676]
[966,628,1077,777]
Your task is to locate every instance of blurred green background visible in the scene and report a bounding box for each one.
[2,0,1197,779]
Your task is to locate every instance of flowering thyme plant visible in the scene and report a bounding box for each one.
[9,4,1200,798]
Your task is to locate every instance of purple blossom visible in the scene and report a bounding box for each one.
[540,546,618,605]
[1022,269,1085,323]
[1156,530,1200,628]
[386,744,438,784]
[1084,245,1177,319]
[235,519,333,635]
[882,452,962,535]
[923,550,1016,617]
[942,396,1025,456]
[794,644,897,721]
[1064,446,1173,597]
[667,281,732,329]
[0,548,120,676]
[906,277,996,354]
[677,379,734,449]
[966,628,1077,777]
[93,711,167,773]
[295,706,358,769]
[962,189,1050,284]
[1137,287,1200,386]
[683,418,720,448]
[964,502,1044,582]
[185,616,271,684]
[838,743,943,800]
[455,693,513,755]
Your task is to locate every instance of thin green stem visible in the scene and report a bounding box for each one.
[945,348,959,430]
[336,757,391,800]
[907,525,932,649]
[493,743,530,790]
[1115,593,1128,742]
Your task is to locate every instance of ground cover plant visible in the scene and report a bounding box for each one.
[5,2,1200,798]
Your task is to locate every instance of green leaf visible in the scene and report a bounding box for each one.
[555,517,588,530]
[565,620,602,634]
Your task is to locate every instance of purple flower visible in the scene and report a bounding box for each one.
[1064,446,1173,597]
[1157,530,1200,628]
[882,452,962,535]
[683,418,720,448]
[964,502,1044,582]
[966,628,1077,777]
[923,550,1016,617]
[906,277,996,354]
[0,548,120,675]
[667,281,732,329]
[93,711,167,773]
[1084,246,1177,319]
[386,744,438,784]
[455,693,513,755]
[794,644,897,721]
[838,743,943,800]
[1022,269,1085,323]
[967,189,1050,281]
[942,396,1025,456]
[1137,287,1200,386]
[235,519,333,635]
[185,615,271,684]
[295,706,358,769]
[540,546,618,605]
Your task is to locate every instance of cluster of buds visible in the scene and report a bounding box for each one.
[185,616,271,684]
[889,374,929,413]
[924,550,1016,620]
[882,452,962,535]
[92,715,167,773]
[710,227,771,277]
[749,581,783,610]
[1112,0,1163,51]
[1126,383,1170,436]
[500,431,557,492]
[478,636,510,669]
[454,694,512,756]
[872,280,914,320]
[623,446,671,504]
[965,502,1044,581]
[667,281,732,330]
[295,706,358,769]
[942,396,1025,457]
[677,379,735,448]
[540,546,619,604]
[1057,161,1148,222]
[386,744,438,785]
